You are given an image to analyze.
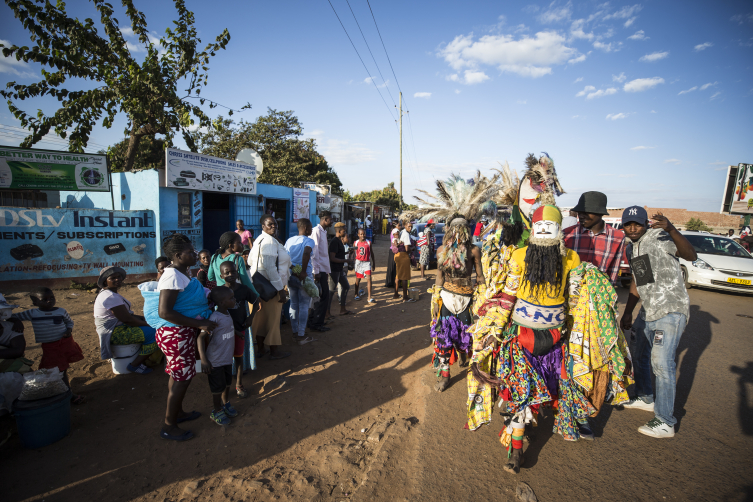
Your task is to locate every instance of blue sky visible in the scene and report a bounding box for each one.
[1,0,752,212]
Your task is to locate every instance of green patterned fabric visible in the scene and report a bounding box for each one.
[111,325,157,356]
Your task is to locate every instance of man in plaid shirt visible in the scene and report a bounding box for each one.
[564,191,626,285]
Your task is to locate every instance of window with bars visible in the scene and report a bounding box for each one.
[234,194,264,239]
[0,191,48,208]
[178,192,192,228]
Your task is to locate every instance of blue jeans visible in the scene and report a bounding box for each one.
[633,312,687,426]
[289,285,311,338]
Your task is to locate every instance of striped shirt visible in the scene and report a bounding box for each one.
[13,308,74,343]
[563,222,626,285]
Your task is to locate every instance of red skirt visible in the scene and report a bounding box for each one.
[156,326,198,382]
[39,336,84,371]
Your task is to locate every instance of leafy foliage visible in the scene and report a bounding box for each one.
[685,217,713,232]
[103,136,166,172]
[190,109,343,193]
[349,182,414,212]
[0,0,247,171]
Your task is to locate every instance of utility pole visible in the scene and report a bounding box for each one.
[399,91,402,213]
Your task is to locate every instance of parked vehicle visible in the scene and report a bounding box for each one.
[411,223,445,268]
[679,231,753,294]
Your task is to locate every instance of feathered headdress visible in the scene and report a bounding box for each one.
[408,170,499,222]
[492,161,520,209]
[517,152,565,226]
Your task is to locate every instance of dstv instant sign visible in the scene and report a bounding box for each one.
[0,207,156,282]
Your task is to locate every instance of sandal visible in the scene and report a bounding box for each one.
[340,310,352,316]
[236,386,248,398]
[71,394,86,405]
[127,363,153,375]
[268,351,291,360]
[368,298,376,303]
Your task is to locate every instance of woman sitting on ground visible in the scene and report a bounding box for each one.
[94,266,158,374]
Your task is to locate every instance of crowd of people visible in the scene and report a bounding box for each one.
[0,212,400,441]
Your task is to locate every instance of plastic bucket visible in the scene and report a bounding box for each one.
[13,390,72,448]
[110,343,141,374]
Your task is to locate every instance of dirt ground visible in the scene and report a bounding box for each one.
[1,235,752,502]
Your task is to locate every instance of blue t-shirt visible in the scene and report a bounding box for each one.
[285,235,315,276]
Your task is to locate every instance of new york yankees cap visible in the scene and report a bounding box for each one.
[622,205,648,226]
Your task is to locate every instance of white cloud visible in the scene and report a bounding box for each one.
[631,145,655,150]
[464,70,491,83]
[710,91,722,100]
[438,31,577,79]
[603,4,643,21]
[730,13,753,25]
[593,41,621,52]
[612,72,627,83]
[414,92,432,99]
[573,76,584,83]
[570,19,594,41]
[700,81,718,90]
[538,1,573,24]
[363,77,374,84]
[640,51,669,62]
[377,79,389,89]
[624,17,637,27]
[694,42,713,52]
[624,77,664,92]
[575,85,617,99]
[606,113,628,120]
[678,86,697,95]
[651,110,657,113]
[664,159,681,165]
[628,30,648,41]
[454,89,461,94]
[0,40,36,78]
[568,53,587,64]
[589,88,618,99]
[516,99,527,104]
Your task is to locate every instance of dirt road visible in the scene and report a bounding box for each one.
[1,236,751,501]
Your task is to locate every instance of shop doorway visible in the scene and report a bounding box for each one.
[203,192,231,251]
[266,198,289,243]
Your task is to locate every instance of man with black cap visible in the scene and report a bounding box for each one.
[619,206,697,438]
[564,191,626,285]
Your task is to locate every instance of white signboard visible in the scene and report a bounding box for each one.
[165,147,256,194]
[293,189,310,222]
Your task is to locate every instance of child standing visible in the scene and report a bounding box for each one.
[196,249,216,289]
[417,231,429,278]
[197,286,239,426]
[14,287,85,404]
[219,261,260,398]
[353,228,377,303]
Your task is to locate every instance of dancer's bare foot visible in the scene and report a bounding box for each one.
[503,448,524,474]
[434,376,450,392]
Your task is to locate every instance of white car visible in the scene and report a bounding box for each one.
[679,231,753,294]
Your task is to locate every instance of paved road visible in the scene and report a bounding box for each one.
[411,287,753,502]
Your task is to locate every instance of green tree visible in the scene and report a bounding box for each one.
[350,182,413,212]
[685,217,713,232]
[1,0,247,171]
[191,109,344,193]
[103,136,166,171]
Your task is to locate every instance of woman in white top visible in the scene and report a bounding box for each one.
[247,214,291,360]
[93,266,157,374]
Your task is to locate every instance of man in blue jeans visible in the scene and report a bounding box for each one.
[619,206,697,438]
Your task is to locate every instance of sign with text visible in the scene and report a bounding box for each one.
[0,145,109,191]
[0,207,156,281]
[293,189,309,222]
[731,163,753,215]
[165,148,256,194]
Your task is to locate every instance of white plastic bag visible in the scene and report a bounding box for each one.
[18,367,69,401]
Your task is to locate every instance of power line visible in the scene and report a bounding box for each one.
[365,0,402,95]
[343,0,397,107]
[325,0,397,124]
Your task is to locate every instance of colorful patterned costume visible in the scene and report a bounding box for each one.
[467,202,633,472]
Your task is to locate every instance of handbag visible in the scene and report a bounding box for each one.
[251,238,279,302]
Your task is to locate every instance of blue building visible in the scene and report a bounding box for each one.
[60,169,318,257]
